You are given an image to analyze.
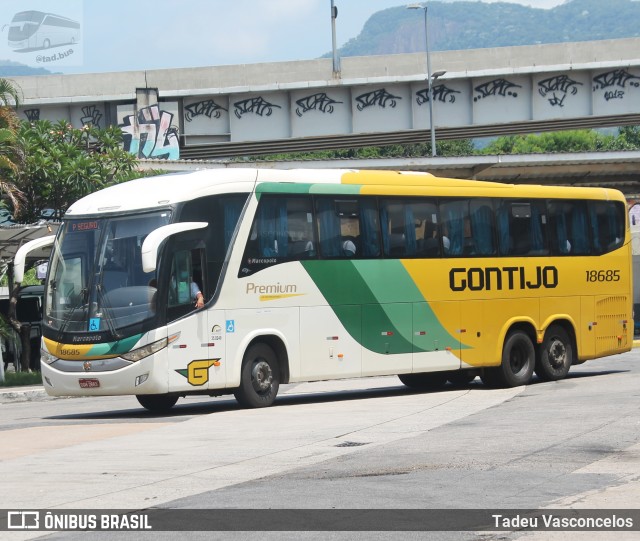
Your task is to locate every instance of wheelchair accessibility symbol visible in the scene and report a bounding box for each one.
[89,318,100,331]
[226,320,235,333]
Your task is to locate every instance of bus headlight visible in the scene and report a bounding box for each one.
[121,337,168,362]
[41,348,58,365]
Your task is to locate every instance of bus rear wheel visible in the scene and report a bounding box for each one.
[536,324,572,381]
[398,372,448,390]
[497,330,535,387]
[234,343,280,408]
[136,394,178,412]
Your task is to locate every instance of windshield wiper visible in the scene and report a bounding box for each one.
[96,284,121,341]
[56,288,88,342]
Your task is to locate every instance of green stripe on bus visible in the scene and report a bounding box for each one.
[87,334,144,357]
[301,260,464,354]
[255,183,362,195]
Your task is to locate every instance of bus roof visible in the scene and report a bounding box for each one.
[11,11,79,23]
[64,168,626,218]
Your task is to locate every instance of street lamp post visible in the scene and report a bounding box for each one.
[331,0,340,76]
[407,3,442,157]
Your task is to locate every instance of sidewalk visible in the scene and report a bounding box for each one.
[0,361,49,403]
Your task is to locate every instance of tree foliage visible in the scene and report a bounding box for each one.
[0,77,24,214]
[480,129,640,155]
[0,77,21,108]
[254,139,476,162]
[11,120,141,222]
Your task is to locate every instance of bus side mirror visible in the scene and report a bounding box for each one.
[141,222,208,273]
[14,235,56,284]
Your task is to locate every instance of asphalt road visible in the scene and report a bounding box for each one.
[1,349,639,541]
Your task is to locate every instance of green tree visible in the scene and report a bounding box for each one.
[479,129,633,155]
[12,119,141,222]
[618,126,640,149]
[0,77,25,214]
[0,77,21,108]
[254,138,475,162]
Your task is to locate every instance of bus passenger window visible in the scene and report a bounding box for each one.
[316,198,362,258]
[286,199,316,259]
[496,200,548,256]
[589,201,625,254]
[469,200,495,256]
[241,196,317,275]
[440,200,468,256]
[548,200,590,255]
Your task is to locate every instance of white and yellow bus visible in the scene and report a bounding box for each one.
[16,169,632,411]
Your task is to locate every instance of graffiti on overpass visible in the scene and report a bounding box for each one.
[233,97,281,119]
[80,105,102,128]
[184,99,228,122]
[592,69,640,102]
[355,89,402,111]
[23,108,40,121]
[473,79,522,102]
[537,75,583,107]
[416,84,461,105]
[120,105,179,160]
[295,92,343,117]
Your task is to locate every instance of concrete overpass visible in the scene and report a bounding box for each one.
[137,149,640,195]
[10,38,640,163]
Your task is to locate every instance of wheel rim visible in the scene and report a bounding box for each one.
[509,342,529,375]
[548,337,567,369]
[251,360,273,394]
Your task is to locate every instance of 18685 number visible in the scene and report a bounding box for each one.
[586,270,620,282]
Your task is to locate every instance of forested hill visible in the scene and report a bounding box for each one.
[336,0,640,57]
[0,60,53,76]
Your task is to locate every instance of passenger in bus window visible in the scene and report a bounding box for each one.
[342,239,357,257]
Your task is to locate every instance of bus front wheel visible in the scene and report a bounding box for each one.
[136,394,178,412]
[536,324,572,381]
[234,343,280,408]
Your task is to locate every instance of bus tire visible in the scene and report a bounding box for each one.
[498,330,535,387]
[136,394,178,412]
[480,367,502,388]
[234,343,280,408]
[535,324,572,381]
[398,372,448,390]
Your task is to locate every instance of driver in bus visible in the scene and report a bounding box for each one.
[191,270,204,309]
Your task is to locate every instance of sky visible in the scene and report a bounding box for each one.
[0,0,567,74]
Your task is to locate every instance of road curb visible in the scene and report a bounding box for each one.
[0,385,49,403]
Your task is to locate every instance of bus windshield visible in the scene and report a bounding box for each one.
[7,12,44,41]
[44,211,171,338]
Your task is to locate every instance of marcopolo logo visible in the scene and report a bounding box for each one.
[449,266,559,292]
